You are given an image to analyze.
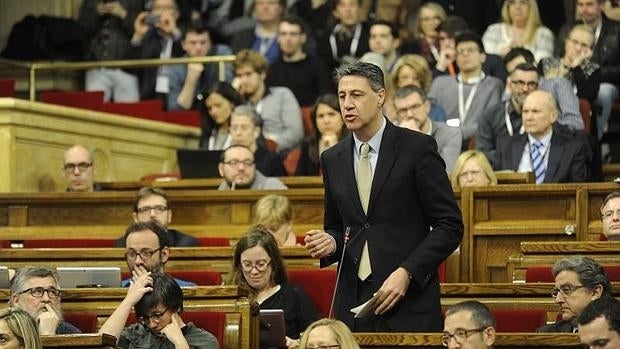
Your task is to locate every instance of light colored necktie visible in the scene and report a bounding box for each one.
[531,141,545,184]
[357,143,372,280]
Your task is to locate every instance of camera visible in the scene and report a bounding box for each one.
[145,14,160,26]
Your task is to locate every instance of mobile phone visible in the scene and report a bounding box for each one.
[145,14,160,26]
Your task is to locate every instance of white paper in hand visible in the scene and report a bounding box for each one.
[350,291,382,318]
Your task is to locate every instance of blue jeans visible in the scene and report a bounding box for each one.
[595,82,620,139]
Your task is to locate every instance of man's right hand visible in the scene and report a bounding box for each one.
[132,12,150,41]
[126,273,153,306]
[304,230,336,258]
[186,63,204,80]
[131,265,149,283]
[38,304,61,335]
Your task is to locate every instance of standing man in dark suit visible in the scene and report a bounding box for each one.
[494,90,588,183]
[304,62,463,332]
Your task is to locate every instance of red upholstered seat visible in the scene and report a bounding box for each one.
[126,311,225,349]
[492,308,546,332]
[121,270,222,286]
[0,78,16,97]
[100,100,164,119]
[525,266,554,283]
[287,269,336,318]
[265,139,279,152]
[603,265,620,281]
[41,90,104,110]
[140,173,180,182]
[301,106,314,136]
[284,148,301,176]
[600,234,608,241]
[197,237,231,247]
[157,110,201,127]
[20,239,115,248]
[64,312,98,333]
[579,98,592,134]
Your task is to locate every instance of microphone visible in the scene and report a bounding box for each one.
[329,226,350,319]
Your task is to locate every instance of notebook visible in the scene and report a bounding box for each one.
[176,149,223,179]
[259,309,286,348]
[56,267,121,288]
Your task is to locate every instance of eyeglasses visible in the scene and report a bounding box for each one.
[306,345,340,349]
[19,287,61,299]
[551,284,585,298]
[601,209,620,220]
[441,328,486,346]
[396,103,425,117]
[223,160,255,167]
[456,47,479,55]
[507,0,529,6]
[241,259,271,272]
[137,308,169,324]
[136,205,168,215]
[459,170,483,179]
[125,247,163,260]
[511,79,538,89]
[63,162,92,173]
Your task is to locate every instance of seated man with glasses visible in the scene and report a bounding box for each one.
[600,191,620,241]
[537,255,612,332]
[9,267,81,335]
[393,85,462,173]
[120,221,195,287]
[217,144,287,190]
[442,300,496,349]
[115,187,199,247]
[99,272,218,349]
[62,145,96,192]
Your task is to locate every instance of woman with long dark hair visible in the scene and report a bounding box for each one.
[196,81,243,149]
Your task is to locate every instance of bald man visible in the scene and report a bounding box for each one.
[494,90,588,183]
[62,145,95,192]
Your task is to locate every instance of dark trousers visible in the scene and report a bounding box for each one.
[353,275,390,332]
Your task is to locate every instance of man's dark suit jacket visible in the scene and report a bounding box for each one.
[494,127,588,183]
[320,120,463,331]
[537,319,575,333]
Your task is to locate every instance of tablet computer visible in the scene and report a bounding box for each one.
[56,267,121,288]
[0,267,11,289]
[259,309,286,348]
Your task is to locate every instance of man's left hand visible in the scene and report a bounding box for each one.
[374,267,410,315]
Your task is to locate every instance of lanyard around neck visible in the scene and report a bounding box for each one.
[329,23,362,61]
[457,73,484,122]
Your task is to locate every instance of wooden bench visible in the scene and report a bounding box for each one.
[0,286,257,349]
[507,241,620,282]
[41,333,115,349]
[354,333,581,348]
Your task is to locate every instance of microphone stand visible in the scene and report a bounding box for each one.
[329,226,350,319]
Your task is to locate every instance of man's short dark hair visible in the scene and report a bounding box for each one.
[578,297,620,333]
[220,144,255,162]
[335,61,385,93]
[512,62,539,75]
[184,23,210,38]
[454,30,485,53]
[437,16,469,38]
[446,301,496,328]
[394,85,427,102]
[504,47,535,67]
[370,19,399,39]
[134,273,183,318]
[553,256,612,297]
[280,15,308,34]
[133,187,169,213]
[123,221,170,248]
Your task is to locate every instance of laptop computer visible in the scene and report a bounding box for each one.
[176,149,223,179]
[0,267,11,289]
[56,267,121,288]
[259,309,286,348]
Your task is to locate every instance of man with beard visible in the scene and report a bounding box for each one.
[217,144,287,190]
[9,267,81,334]
[121,221,195,287]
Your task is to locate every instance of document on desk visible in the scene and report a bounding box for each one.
[350,291,382,318]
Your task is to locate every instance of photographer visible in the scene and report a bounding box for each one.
[129,0,185,103]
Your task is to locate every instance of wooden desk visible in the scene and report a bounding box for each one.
[97,176,325,191]
[354,333,581,348]
[0,98,199,192]
[0,247,321,279]
[0,286,258,349]
[507,241,620,282]
[41,334,115,349]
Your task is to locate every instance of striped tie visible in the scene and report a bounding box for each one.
[531,141,545,184]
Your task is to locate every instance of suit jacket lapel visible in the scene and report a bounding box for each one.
[337,135,365,215]
[367,120,398,215]
[511,135,527,171]
[545,133,563,183]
